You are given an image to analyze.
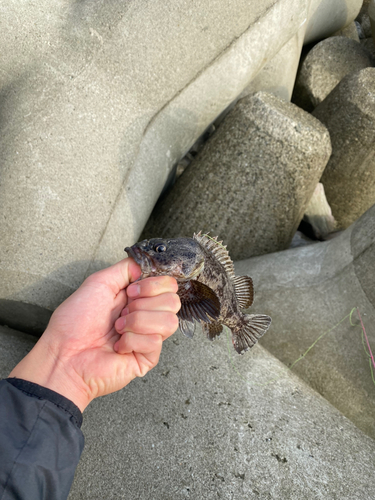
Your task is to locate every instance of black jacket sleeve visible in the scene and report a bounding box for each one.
[0,378,84,500]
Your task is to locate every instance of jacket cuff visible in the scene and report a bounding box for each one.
[5,377,83,428]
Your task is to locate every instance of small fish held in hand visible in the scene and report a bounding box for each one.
[125,232,271,354]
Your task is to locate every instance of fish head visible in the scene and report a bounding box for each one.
[125,237,205,281]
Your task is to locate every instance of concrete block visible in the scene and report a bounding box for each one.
[292,36,372,111]
[368,0,375,39]
[303,183,336,239]
[142,91,331,261]
[67,327,375,498]
[1,298,374,499]
[332,21,361,41]
[0,326,37,376]
[304,0,363,44]
[313,68,375,229]
[0,0,366,335]
[235,203,375,438]
[239,27,305,103]
[0,0,312,334]
[360,36,375,61]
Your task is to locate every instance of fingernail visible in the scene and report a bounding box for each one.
[117,316,126,331]
[122,307,129,316]
[127,284,140,298]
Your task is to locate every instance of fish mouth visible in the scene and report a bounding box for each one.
[124,245,156,278]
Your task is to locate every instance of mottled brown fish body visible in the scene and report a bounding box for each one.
[125,232,271,354]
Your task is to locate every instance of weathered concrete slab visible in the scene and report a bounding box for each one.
[303,183,336,239]
[292,36,372,111]
[0,326,37,375]
[0,0,362,335]
[235,203,375,438]
[0,0,306,335]
[142,91,331,261]
[305,0,362,44]
[1,325,374,499]
[313,67,375,230]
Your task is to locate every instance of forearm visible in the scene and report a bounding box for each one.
[0,379,84,500]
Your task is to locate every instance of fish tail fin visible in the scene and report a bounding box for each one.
[232,314,271,354]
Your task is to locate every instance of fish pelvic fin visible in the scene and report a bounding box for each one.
[202,321,223,341]
[178,318,196,339]
[232,314,271,354]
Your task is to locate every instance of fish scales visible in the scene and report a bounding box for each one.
[125,232,271,354]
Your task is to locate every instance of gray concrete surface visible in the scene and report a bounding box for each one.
[303,183,336,239]
[360,36,375,61]
[368,0,375,39]
[313,67,375,230]
[305,0,362,43]
[0,325,37,375]
[235,203,375,439]
[332,21,361,40]
[238,27,305,103]
[292,36,372,111]
[1,325,374,499]
[0,0,361,336]
[142,91,331,261]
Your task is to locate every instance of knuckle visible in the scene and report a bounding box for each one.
[128,311,143,331]
[150,334,163,348]
[165,312,179,333]
[171,294,181,312]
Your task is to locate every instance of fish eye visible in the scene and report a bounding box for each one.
[155,244,167,253]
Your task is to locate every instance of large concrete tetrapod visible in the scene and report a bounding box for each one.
[235,203,375,438]
[1,323,375,499]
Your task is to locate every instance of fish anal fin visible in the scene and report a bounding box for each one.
[233,275,254,309]
[178,280,221,324]
[203,321,223,341]
[232,314,271,354]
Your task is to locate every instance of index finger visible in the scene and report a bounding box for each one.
[127,276,178,299]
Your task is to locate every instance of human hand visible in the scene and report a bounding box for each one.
[9,258,180,411]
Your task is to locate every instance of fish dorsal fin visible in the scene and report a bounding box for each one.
[193,231,235,280]
[233,275,254,309]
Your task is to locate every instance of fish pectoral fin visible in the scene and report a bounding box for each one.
[233,275,254,309]
[178,280,221,324]
[178,317,196,338]
[202,321,223,341]
[232,314,272,354]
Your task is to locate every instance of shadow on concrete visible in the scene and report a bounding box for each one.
[0,259,111,337]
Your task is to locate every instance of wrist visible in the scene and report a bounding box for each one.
[9,334,92,412]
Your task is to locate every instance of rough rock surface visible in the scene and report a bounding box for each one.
[142,91,331,261]
[235,203,375,438]
[1,325,374,500]
[313,67,375,230]
[292,36,372,111]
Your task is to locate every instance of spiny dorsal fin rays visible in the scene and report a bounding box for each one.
[193,231,235,280]
[233,275,254,309]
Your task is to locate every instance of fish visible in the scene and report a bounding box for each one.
[125,232,271,354]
